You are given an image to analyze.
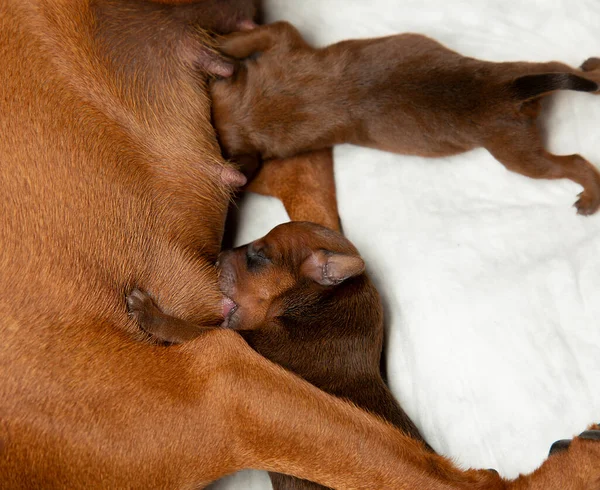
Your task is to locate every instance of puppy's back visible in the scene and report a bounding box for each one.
[243,272,430,489]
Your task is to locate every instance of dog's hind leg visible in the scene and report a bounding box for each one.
[207,331,504,490]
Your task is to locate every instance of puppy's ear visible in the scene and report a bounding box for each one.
[301,250,365,286]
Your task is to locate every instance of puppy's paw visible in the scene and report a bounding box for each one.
[218,31,259,59]
[574,189,600,216]
[218,21,299,59]
[581,57,600,72]
[126,289,160,327]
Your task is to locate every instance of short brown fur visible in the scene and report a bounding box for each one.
[211,22,600,214]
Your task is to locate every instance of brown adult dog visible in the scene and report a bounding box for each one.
[1,0,600,488]
[128,220,434,489]
[210,21,600,215]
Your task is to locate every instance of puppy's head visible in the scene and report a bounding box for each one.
[218,222,366,330]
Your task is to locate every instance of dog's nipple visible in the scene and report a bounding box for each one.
[237,19,257,31]
[221,167,247,188]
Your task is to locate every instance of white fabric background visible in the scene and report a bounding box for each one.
[211,0,600,487]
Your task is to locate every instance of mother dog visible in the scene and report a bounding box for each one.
[0,1,598,488]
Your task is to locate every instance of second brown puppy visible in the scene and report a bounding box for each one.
[128,221,431,489]
[211,22,600,215]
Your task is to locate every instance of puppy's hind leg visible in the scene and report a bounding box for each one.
[581,57,600,91]
[485,127,600,215]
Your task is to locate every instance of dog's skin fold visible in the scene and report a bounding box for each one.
[1,1,599,488]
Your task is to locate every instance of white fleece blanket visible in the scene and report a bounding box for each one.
[211,1,600,487]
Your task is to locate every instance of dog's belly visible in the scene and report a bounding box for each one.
[0,0,235,484]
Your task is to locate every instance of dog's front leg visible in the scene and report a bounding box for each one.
[206,331,505,490]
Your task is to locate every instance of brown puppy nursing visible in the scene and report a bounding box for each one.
[129,221,431,488]
[210,22,600,215]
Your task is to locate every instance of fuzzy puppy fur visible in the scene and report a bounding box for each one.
[211,21,600,215]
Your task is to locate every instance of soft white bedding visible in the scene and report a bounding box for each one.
[211,0,600,487]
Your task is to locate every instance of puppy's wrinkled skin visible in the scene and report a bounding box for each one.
[211,22,600,214]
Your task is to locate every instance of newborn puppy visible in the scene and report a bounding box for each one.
[127,221,431,489]
[210,22,600,214]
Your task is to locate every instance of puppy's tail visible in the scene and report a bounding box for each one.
[510,73,598,101]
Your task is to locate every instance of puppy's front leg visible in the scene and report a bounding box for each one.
[127,289,216,343]
[247,149,342,231]
[218,21,308,59]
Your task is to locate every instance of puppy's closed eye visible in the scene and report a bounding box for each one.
[246,243,271,271]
